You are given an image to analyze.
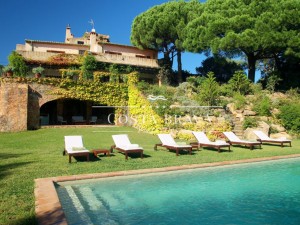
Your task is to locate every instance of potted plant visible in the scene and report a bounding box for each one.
[3,65,14,77]
[32,66,44,78]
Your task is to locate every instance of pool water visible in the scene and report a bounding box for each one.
[56,158,300,225]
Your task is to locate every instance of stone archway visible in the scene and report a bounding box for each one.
[0,82,120,132]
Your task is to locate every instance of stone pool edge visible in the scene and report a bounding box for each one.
[34,153,300,225]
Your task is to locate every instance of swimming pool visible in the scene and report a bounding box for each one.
[56,158,300,225]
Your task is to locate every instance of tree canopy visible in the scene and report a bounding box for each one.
[184,0,300,82]
[131,0,203,83]
[196,55,244,83]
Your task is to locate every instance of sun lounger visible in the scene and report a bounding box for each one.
[253,130,291,147]
[72,116,86,124]
[64,136,90,163]
[89,116,97,124]
[155,134,193,156]
[111,134,143,160]
[57,116,67,125]
[191,131,230,153]
[223,131,261,150]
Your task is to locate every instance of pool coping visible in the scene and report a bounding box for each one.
[35,153,300,225]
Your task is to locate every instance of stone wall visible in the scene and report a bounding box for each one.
[0,83,28,132]
[0,82,60,132]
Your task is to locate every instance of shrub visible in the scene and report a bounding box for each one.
[278,103,300,133]
[266,73,282,93]
[286,88,300,101]
[243,117,258,129]
[32,66,44,74]
[186,76,205,87]
[219,83,233,97]
[250,83,263,95]
[233,92,247,110]
[253,96,271,116]
[228,71,251,95]
[198,72,220,106]
[8,51,29,77]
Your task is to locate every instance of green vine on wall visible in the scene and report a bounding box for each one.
[128,72,164,134]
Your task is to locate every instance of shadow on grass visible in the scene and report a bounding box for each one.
[0,161,33,180]
[201,147,232,153]
[260,143,291,148]
[231,145,262,150]
[115,152,151,159]
[0,153,23,160]
[10,215,37,225]
[74,153,116,162]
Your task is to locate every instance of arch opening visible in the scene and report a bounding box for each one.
[40,99,115,125]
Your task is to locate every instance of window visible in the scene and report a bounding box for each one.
[136,55,151,59]
[46,50,65,53]
[79,50,85,55]
[105,51,122,55]
[77,41,84,45]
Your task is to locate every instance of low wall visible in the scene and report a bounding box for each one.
[0,83,28,132]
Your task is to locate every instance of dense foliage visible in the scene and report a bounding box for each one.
[8,51,29,77]
[279,104,300,133]
[131,0,202,83]
[196,56,244,83]
[184,0,300,82]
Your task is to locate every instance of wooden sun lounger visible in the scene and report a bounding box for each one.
[223,132,261,150]
[64,136,90,163]
[155,134,193,156]
[111,134,143,160]
[191,131,231,153]
[253,130,292,147]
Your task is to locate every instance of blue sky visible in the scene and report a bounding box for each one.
[0,0,204,74]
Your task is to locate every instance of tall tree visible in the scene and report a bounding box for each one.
[184,0,300,82]
[131,0,203,83]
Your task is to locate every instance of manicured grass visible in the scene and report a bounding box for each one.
[0,126,300,225]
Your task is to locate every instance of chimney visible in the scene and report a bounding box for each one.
[90,29,97,52]
[65,24,73,43]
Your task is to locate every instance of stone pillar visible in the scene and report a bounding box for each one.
[0,83,28,132]
[86,101,93,121]
[27,86,40,130]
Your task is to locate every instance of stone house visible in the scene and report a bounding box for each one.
[0,26,160,131]
[16,25,159,80]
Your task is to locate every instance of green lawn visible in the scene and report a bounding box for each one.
[1,126,300,225]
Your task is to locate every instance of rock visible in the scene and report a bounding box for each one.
[257,121,270,134]
[271,124,286,132]
[244,128,259,140]
[236,113,244,118]
[226,103,235,114]
[243,110,257,116]
[271,108,280,115]
[217,117,226,122]
[207,116,217,123]
[270,132,292,140]
[259,116,269,122]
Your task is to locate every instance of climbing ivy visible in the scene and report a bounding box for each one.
[128,72,164,134]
